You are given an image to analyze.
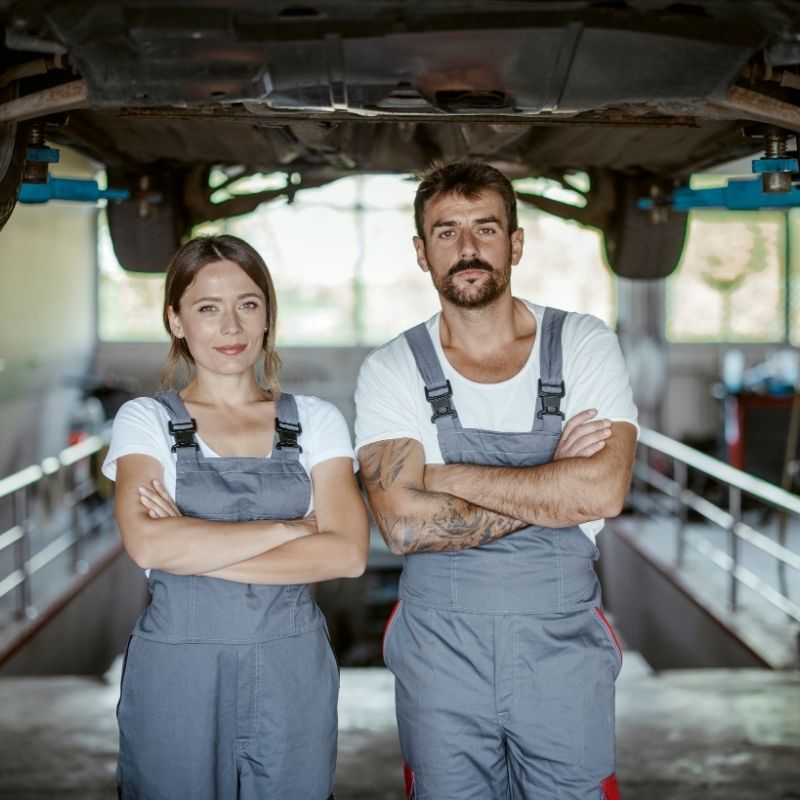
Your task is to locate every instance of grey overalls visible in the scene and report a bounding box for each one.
[116,391,338,800]
[382,308,623,800]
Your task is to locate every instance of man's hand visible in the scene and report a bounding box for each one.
[425,409,611,492]
[554,409,611,460]
[418,418,636,528]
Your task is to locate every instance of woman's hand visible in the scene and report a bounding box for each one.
[554,409,611,461]
[286,514,319,540]
[138,480,182,518]
[137,480,317,536]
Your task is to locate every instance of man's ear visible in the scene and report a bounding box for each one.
[413,235,429,273]
[167,306,183,338]
[510,227,524,265]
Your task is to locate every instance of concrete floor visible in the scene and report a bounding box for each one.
[0,658,798,799]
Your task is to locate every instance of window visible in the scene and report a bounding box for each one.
[98,174,615,344]
[666,175,792,344]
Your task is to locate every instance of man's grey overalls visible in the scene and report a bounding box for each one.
[382,308,623,800]
[116,391,338,800]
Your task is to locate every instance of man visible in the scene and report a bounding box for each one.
[354,161,638,800]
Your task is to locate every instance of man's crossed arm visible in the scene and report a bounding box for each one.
[424,421,637,528]
[359,437,526,554]
[358,410,635,555]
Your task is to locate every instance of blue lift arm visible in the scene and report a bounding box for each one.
[639,157,800,212]
[18,177,130,204]
[17,144,129,205]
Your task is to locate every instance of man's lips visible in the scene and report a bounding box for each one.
[448,259,493,279]
[214,344,247,355]
[453,268,489,280]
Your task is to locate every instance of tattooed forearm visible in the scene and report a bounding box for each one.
[359,438,526,554]
[359,439,417,492]
[367,479,524,555]
[402,495,523,553]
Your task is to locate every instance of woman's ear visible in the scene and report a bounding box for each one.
[167,306,183,339]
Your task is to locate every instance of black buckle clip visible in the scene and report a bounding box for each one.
[537,379,565,419]
[276,419,303,452]
[168,419,198,452]
[425,381,457,423]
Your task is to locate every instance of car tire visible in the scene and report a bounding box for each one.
[106,168,190,272]
[603,176,688,280]
[0,84,27,233]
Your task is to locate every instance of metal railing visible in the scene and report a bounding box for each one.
[0,431,115,623]
[632,428,800,624]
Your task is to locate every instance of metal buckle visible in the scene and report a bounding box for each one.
[536,379,565,419]
[424,381,457,423]
[275,419,303,452]
[168,419,198,452]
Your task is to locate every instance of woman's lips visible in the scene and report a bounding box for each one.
[215,344,247,355]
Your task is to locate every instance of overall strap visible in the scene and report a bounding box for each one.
[154,390,199,460]
[273,392,303,462]
[403,323,459,434]
[535,307,567,425]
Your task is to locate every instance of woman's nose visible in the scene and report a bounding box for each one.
[220,309,241,334]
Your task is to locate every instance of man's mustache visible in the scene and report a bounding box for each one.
[448,258,494,277]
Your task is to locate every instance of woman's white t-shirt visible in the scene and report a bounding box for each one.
[102,394,356,516]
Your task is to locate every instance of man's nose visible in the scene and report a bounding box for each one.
[459,230,478,258]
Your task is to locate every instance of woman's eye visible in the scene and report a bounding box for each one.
[198,304,216,312]
[240,301,258,310]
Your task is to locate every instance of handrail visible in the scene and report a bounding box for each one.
[0,465,43,499]
[0,433,110,501]
[633,427,800,627]
[0,430,115,625]
[639,428,800,516]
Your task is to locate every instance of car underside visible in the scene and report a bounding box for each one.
[1,0,800,276]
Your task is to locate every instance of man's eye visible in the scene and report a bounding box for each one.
[439,229,456,238]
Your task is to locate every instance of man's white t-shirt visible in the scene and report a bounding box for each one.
[354,301,639,541]
[102,394,357,517]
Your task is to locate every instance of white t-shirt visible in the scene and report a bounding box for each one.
[354,301,638,540]
[102,394,356,516]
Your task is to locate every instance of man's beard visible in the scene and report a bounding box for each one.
[434,256,512,309]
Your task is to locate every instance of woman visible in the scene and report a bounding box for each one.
[102,234,369,800]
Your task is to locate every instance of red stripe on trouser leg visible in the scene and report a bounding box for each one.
[601,773,621,800]
[594,606,624,666]
[382,600,401,662]
[403,762,415,800]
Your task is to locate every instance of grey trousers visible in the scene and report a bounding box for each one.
[117,626,339,800]
[384,602,622,800]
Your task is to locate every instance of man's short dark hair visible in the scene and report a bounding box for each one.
[414,161,518,238]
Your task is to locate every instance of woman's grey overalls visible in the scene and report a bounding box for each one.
[382,309,623,800]
[117,391,338,800]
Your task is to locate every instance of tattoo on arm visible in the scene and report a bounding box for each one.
[361,440,525,553]
[389,496,522,553]
[359,439,416,492]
